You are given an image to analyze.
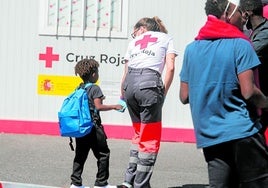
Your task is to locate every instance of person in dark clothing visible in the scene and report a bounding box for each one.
[241,0,268,136]
[70,59,124,188]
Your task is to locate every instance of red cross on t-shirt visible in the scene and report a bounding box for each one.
[135,34,158,50]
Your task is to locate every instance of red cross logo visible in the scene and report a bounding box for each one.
[39,47,59,68]
[135,34,158,49]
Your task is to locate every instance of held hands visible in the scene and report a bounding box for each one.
[116,99,127,113]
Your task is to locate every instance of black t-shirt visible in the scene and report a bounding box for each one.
[250,19,268,125]
[86,84,104,125]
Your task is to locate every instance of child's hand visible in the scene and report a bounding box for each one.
[116,99,127,113]
[115,105,124,111]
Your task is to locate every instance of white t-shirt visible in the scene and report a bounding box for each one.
[124,31,178,74]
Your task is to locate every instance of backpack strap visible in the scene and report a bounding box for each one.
[77,82,93,90]
[84,82,93,89]
[69,137,74,151]
[84,83,99,124]
[84,83,94,111]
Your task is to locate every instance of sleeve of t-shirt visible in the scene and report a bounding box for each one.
[87,85,104,112]
[90,85,104,100]
[166,36,178,56]
[87,85,104,108]
[124,42,132,61]
[252,28,268,54]
[235,39,261,75]
[180,45,190,83]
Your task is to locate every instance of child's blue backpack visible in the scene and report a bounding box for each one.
[58,83,93,139]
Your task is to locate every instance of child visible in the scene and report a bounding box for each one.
[70,59,124,188]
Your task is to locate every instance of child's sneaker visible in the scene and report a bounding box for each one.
[93,185,117,188]
[70,184,90,188]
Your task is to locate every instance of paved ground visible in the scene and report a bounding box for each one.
[0,133,209,188]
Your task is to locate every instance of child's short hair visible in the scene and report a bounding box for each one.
[75,59,99,82]
[205,0,229,18]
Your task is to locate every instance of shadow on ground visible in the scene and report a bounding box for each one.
[169,184,209,188]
